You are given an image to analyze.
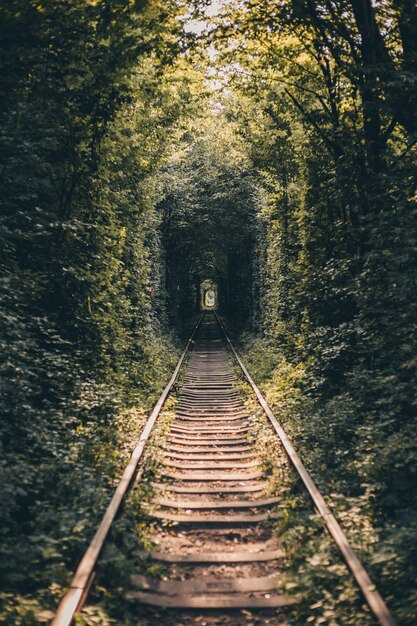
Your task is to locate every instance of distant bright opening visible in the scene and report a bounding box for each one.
[200,279,218,310]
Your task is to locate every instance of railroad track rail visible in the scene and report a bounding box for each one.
[51,312,395,626]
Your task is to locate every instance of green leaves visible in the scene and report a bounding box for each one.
[0,0,186,621]
[1,0,416,623]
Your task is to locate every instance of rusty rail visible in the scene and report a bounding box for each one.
[50,314,204,626]
[214,311,395,626]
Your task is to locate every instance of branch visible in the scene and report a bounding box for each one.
[283,88,339,158]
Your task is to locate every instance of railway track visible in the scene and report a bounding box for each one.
[51,312,395,626]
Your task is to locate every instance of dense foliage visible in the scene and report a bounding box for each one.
[1,0,416,624]
[202,1,417,623]
[0,1,190,621]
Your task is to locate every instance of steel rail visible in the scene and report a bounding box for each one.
[214,311,395,626]
[50,313,204,626]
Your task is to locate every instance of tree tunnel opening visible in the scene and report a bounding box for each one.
[158,117,260,333]
[162,232,256,330]
[200,280,218,310]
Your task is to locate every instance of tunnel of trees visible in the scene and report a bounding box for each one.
[160,118,258,327]
[0,1,417,624]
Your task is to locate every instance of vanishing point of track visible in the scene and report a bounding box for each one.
[51,312,395,626]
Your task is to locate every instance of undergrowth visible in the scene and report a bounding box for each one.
[240,335,380,626]
[73,388,182,625]
[0,341,179,626]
